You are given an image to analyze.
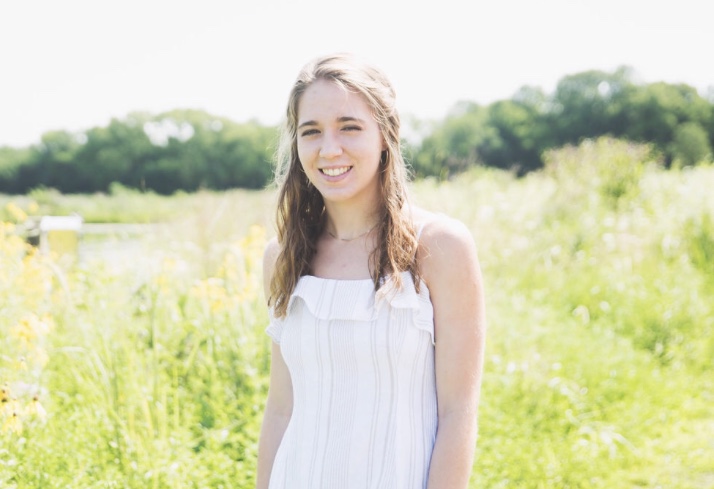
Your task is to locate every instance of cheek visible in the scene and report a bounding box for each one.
[296,148,313,181]
[296,142,310,168]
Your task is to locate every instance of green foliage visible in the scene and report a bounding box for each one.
[670,122,712,167]
[548,67,635,145]
[1,224,269,488]
[0,146,31,181]
[411,103,499,179]
[413,158,714,487]
[2,151,714,487]
[683,211,714,281]
[481,99,547,173]
[618,83,712,148]
[0,111,276,195]
[543,137,657,210]
[3,68,714,190]
[411,67,713,177]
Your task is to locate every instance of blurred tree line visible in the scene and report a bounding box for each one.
[1,67,712,194]
[0,110,277,194]
[411,66,713,178]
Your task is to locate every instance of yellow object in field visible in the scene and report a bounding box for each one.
[39,215,83,256]
[46,230,80,255]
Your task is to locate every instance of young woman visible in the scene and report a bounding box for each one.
[256,53,486,489]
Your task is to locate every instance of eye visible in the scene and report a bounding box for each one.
[342,125,361,132]
[300,129,320,137]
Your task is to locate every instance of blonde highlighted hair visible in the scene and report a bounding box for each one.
[270,53,420,317]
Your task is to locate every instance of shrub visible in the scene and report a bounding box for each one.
[670,122,712,167]
[543,137,658,210]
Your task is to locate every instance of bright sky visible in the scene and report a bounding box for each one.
[1,0,712,147]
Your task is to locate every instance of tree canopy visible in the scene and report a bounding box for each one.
[1,67,712,194]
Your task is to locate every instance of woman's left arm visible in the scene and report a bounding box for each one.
[421,218,486,489]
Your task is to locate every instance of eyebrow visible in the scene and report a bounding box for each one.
[297,116,365,130]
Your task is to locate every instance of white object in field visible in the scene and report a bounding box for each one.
[39,215,83,232]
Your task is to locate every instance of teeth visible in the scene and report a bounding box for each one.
[322,167,350,177]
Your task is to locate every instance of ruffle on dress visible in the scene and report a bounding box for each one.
[265,271,435,345]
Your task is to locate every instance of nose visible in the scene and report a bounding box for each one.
[319,131,343,159]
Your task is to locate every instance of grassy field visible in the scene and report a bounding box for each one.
[1,137,713,488]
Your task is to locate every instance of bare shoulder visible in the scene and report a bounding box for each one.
[262,236,281,304]
[413,208,479,290]
[412,209,485,351]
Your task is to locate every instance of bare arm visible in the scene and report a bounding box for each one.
[256,343,293,488]
[256,238,294,489]
[421,218,486,489]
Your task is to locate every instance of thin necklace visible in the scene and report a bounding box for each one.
[326,223,377,242]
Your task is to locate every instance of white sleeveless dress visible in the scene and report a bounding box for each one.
[266,271,437,489]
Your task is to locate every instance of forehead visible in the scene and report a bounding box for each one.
[297,79,374,123]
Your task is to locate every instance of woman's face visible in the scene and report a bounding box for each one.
[296,79,385,206]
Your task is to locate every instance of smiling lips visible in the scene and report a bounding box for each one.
[320,166,352,177]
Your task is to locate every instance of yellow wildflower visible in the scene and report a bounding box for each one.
[2,412,23,435]
[1,397,20,418]
[10,314,52,346]
[25,396,47,421]
[1,221,16,235]
[5,202,27,223]
[13,356,28,371]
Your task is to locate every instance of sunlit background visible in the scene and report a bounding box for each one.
[1,0,712,147]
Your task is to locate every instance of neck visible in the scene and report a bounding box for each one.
[323,201,379,241]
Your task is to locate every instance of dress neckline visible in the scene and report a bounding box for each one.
[299,272,429,292]
[300,274,375,284]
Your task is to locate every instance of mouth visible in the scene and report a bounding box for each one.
[319,166,352,177]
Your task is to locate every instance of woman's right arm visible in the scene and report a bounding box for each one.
[256,238,293,489]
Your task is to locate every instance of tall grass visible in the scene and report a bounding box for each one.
[1,137,712,488]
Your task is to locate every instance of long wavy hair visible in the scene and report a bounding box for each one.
[270,53,420,317]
